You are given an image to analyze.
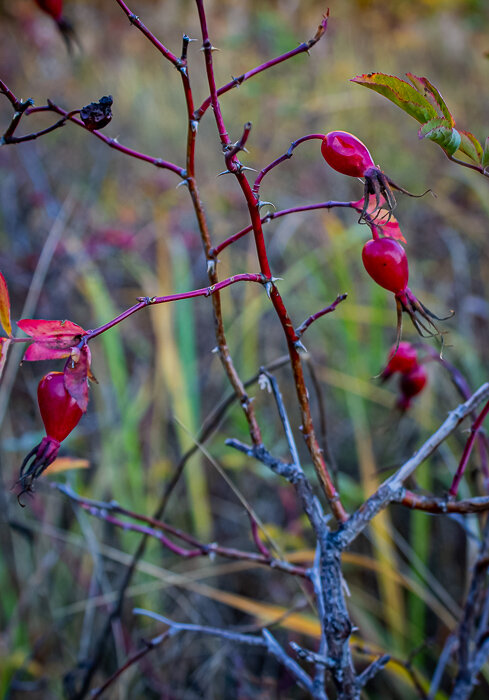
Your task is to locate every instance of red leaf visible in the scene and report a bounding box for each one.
[351,196,406,243]
[18,319,85,337]
[374,216,406,244]
[64,345,91,412]
[23,344,74,361]
[18,319,85,362]
[0,272,12,337]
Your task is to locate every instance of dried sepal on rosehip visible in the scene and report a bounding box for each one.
[361,236,453,350]
[321,130,429,223]
[17,372,84,502]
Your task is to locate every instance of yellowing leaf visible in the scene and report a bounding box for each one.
[406,73,455,126]
[351,73,438,124]
[44,457,90,474]
[0,271,12,337]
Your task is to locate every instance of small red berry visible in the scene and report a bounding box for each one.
[362,238,409,294]
[321,131,375,178]
[38,371,83,443]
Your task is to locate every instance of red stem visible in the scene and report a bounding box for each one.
[25,103,185,177]
[55,488,307,576]
[295,294,348,338]
[248,513,272,559]
[0,79,20,107]
[449,400,489,498]
[114,0,180,65]
[401,490,489,514]
[252,133,326,198]
[211,201,353,258]
[81,273,267,343]
[195,0,346,522]
[194,12,329,121]
[83,504,203,557]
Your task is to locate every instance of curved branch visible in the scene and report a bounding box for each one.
[194,12,329,121]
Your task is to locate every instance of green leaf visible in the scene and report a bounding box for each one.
[482,137,489,172]
[418,119,461,155]
[457,130,483,164]
[351,73,439,124]
[406,73,455,126]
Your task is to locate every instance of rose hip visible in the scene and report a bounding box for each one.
[321,131,375,178]
[18,372,83,501]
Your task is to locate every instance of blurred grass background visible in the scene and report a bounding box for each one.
[0,0,488,697]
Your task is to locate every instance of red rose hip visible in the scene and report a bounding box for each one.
[381,341,419,381]
[35,0,63,22]
[38,371,83,443]
[321,131,375,178]
[18,371,83,502]
[362,238,409,294]
[398,365,428,411]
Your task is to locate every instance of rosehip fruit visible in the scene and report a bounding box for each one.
[397,365,428,411]
[18,372,83,501]
[35,0,63,21]
[321,131,375,178]
[381,341,418,381]
[321,131,430,225]
[34,0,77,52]
[362,238,409,294]
[38,372,83,443]
[362,237,451,346]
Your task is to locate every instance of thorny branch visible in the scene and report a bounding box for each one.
[54,483,308,577]
[3,1,489,698]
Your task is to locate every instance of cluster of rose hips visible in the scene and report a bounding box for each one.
[17,129,444,498]
[380,341,428,411]
[321,130,450,348]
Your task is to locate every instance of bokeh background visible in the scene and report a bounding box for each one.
[1,0,489,697]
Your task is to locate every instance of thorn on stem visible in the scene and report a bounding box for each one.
[258,201,276,212]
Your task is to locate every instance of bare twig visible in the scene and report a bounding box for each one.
[295,294,348,338]
[338,383,489,549]
[132,609,315,695]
